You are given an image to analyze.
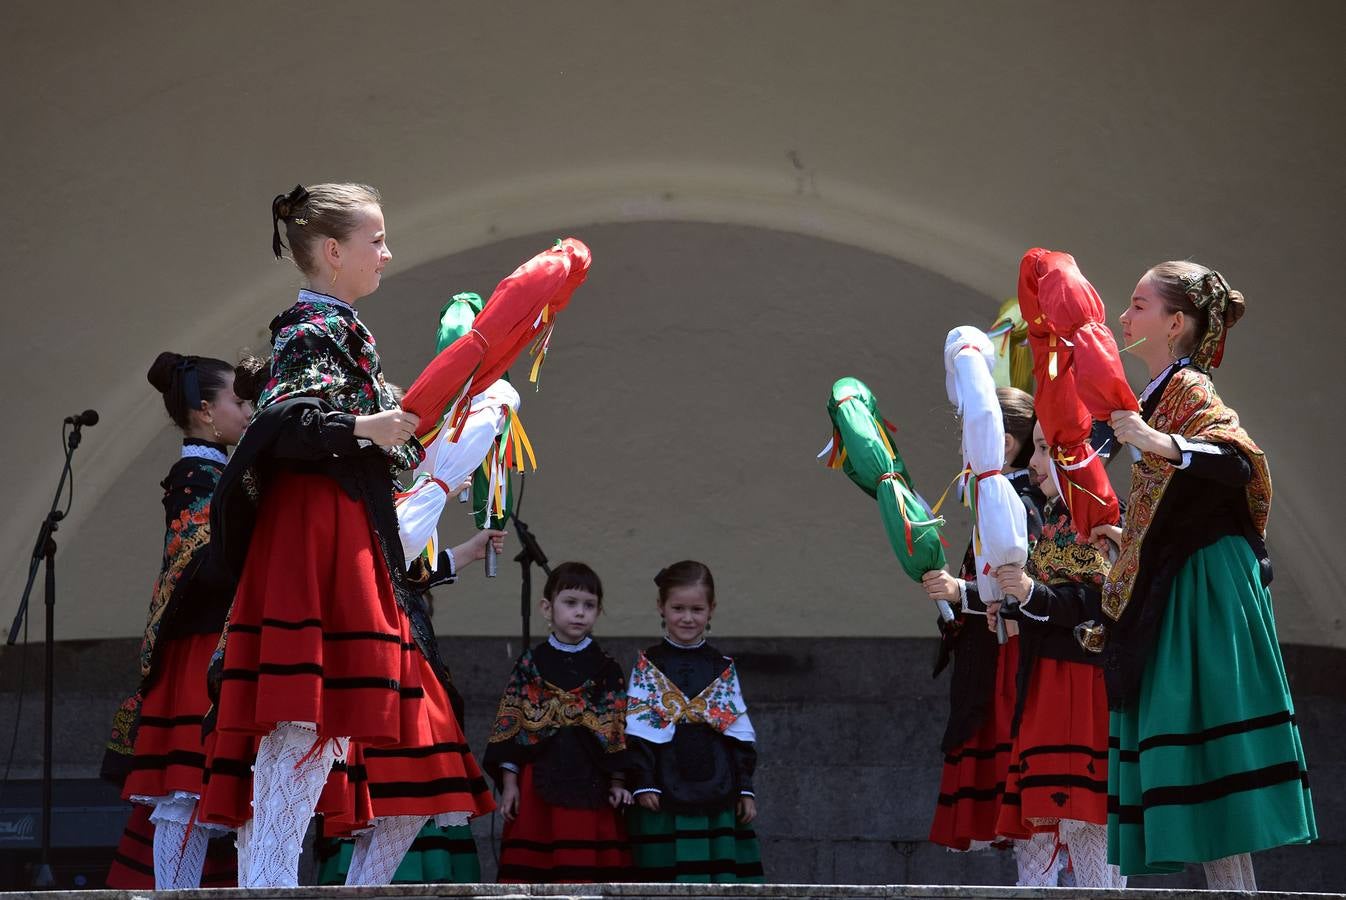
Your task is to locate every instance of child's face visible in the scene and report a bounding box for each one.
[202,372,253,447]
[660,585,713,644]
[1027,422,1060,500]
[543,588,600,644]
[328,203,392,302]
[1119,272,1185,368]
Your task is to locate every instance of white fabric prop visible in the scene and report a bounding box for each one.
[944,327,1029,621]
[394,379,520,566]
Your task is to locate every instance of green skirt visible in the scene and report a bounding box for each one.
[315,822,481,885]
[1108,535,1316,875]
[627,803,764,883]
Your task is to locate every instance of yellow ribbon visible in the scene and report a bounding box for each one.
[528,312,555,385]
[929,465,973,517]
[1053,447,1109,508]
[873,414,897,460]
[505,407,538,473]
[419,417,444,448]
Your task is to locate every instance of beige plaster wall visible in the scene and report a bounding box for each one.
[1,1,1342,644]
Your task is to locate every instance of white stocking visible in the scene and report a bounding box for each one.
[1239,852,1258,891]
[150,818,210,889]
[235,819,252,885]
[240,721,348,888]
[1013,831,1063,887]
[345,815,429,886]
[145,793,226,889]
[1204,852,1257,891]
[1057,818,1126,888]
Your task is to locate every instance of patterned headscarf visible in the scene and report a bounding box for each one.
[1181,269,1233,370]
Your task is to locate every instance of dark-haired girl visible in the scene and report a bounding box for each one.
[921,386,1046,869]
[625,561,763,883]
[987,421,1122,888]
[103,352,252,889]
[1101,262,1315,887]
[197,183,493,888]
[484,562,633,882]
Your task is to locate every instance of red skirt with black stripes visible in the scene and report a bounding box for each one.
[497,764,631,883]
[212,472,428,745]
[197,473,493,831]
[319,653,495,836]
[996,656,1109,837]
[121,632,217,802]
[928,634,1019,850]
[199,654,495,832]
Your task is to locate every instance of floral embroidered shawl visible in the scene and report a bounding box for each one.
[488,649,627,754]
[625,651,756,745]
[259,291,423,471]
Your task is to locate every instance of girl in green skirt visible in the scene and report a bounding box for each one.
[1098,261,1316,888]
[625,561,764,883]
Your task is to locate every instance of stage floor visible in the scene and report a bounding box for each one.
[0,885,1343,900]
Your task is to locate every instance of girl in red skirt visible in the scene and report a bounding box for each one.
[105,351,254,889]
[484,562,634,882]
[197,183,493,887]
[922,388,1044,855]
[987,421,1124,887]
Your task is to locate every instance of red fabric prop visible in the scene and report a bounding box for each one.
[1017,249,1129,537]
[402,239,591,438]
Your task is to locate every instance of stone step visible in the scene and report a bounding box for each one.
[0,885,1341,900]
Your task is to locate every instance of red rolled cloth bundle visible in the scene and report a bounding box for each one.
[402,238,591,437]
[471,237,591,389]
[1017,248,1125,537]
[401,331,488,436]
[1033,254,1137,419]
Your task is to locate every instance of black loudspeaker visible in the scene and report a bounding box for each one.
[0,779,130,890]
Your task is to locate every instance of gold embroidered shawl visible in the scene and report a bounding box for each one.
[1102,366,1271,621]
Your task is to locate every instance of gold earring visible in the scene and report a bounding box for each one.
[329,267,340,288]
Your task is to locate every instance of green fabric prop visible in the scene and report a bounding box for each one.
[434,292,486,431]
[432,290,516,527]
[436,292,485,353]
[472,460,513,530]
[823,377,947,583]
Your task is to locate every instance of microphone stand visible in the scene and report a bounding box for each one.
[7,421,87,889]
[508,474,551,651]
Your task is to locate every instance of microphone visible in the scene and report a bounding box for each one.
[63,410,99,427]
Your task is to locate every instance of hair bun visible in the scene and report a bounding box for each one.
[1224,289,1246,328]
[233,354,270,404]
[271,184,308,221]
[147,351,185,394]
[271,184,311,259]
[272,193,291,220]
